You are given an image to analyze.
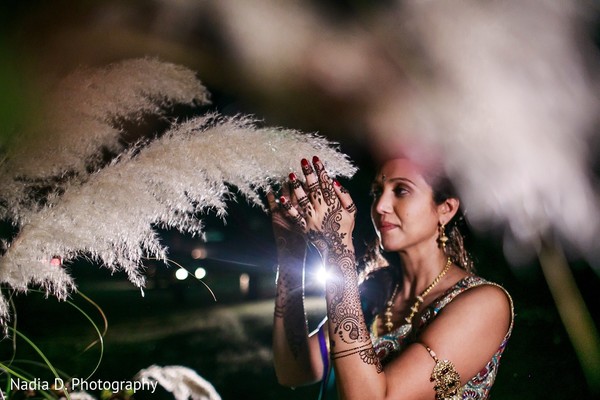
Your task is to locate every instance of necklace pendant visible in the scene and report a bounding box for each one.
[378,258,451,339]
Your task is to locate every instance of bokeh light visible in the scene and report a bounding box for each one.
[175,268,188,281]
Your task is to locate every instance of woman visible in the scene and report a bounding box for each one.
[269,155,513,400]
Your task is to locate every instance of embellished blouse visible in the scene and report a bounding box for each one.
[318,275,514,400]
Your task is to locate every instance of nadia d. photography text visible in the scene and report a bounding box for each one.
[10,377,159,394]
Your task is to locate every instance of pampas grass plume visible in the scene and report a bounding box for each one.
[0,59,356,326]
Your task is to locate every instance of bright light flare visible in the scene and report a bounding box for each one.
[194,267,207,279]
[315,265,329,286]
[175,268,189,280]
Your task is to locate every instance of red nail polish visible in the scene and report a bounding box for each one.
[333,179,341,187]
[301,158,309,167]
[289,172,297,181]
[312,156,320,164]
[279,196,286,204]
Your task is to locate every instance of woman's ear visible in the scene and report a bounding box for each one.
[437,198,460,225]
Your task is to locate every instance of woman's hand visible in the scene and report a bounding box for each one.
[279,156,357,255]
[269,175,323,387]
[267,185,306,259]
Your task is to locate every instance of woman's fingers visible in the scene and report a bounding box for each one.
[279,196,307,231]
[267,183,293,213]
[301,158,322,204]
[289,172,314,218]
[277,156,353,232]
[312,156,337,206]
[333,180,357,215]
[266,191,278,213]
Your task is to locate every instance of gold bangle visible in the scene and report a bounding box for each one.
[425,346,462,400]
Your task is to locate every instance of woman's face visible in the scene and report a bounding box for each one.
[370,158,443,253]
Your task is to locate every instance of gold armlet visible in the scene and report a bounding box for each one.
[425,346,462,400]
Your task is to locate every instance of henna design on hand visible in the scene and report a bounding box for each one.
[270,187,310,361]
[330,343,383,374]
[297,158,375,371]
[325,258,370,345]
[359,347,384,373]
[302,161,314,176]
[306,198,368,347]
[346,203,357,213]
[331,342,371,359]
[314,160,336,206]
[298,195,310,208]
[273,236,308,359]
[291,178,302,190]
[338,184,350,194]
[280,199,292,211]
[275,271,308,358]
[291,213,306,229]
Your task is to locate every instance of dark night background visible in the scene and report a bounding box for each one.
[1,1,600,399]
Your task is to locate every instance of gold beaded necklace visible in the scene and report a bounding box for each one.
[382,257,452,334]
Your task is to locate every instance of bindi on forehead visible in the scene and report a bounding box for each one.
[380,159,428,180]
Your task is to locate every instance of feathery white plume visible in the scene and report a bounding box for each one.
[401,0,600,261]
[136,365,221,400]
[0,58,210,224]
[360,0,600,263]
[0,62,356,326]
[0,115,355,301]
[59,392,96,400]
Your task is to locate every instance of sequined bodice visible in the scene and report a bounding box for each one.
[371,276,513,400]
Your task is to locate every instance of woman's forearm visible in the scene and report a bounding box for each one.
[322,240,387,400]
[272,246,323,386]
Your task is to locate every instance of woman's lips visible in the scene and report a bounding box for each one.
[377,222,398,232]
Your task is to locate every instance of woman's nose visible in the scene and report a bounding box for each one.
[373,193,392,214]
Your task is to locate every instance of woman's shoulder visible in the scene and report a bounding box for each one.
[439,275,511,303]
[437,275,513,331]
[426,275,513,331]
[417,276,514,397]
[419,275,513,356]
[454,279,512,311]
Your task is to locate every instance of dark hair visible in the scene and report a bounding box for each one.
[428,174,474,273]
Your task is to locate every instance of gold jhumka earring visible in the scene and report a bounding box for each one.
[438,223,448,252]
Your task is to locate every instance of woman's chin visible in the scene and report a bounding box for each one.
[380,241,402,253]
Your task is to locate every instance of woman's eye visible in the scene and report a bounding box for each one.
[393,186,409,197]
